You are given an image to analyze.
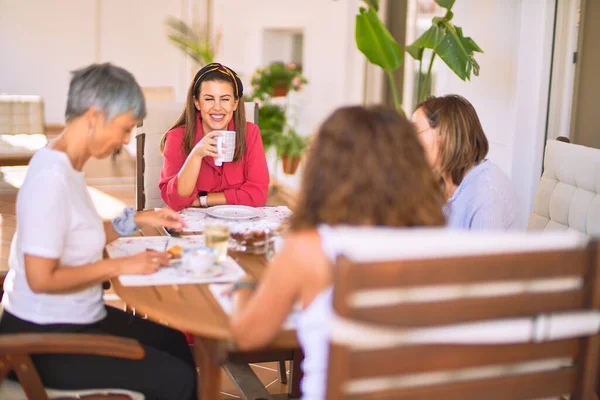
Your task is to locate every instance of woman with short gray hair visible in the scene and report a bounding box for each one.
[0,63,196,399]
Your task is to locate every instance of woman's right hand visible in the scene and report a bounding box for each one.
[191,131,223,159]
[119,250,171,275]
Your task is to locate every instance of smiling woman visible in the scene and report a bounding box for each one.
[159,63,270,211]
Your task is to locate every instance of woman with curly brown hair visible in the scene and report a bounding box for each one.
[229,105,445,399]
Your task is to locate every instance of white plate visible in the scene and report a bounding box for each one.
[205,205,261,220]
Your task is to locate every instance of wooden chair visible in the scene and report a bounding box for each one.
[0,334,145,400]
[324,227,600,399]
[0,275,145,399]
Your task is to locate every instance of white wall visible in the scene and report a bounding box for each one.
[0,0,96,124]
[427,0,555,225]
[212,0,366,137]
[212,0,366,187]
[0,0,189,124]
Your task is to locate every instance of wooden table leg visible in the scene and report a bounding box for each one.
[193,337,222,399]
[288,348,304,399]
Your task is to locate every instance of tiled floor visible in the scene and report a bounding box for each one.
[0,149,291,398]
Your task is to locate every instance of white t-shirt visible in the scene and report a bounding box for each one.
[2,147,107,324]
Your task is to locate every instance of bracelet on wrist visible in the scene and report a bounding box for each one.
[231,280,257,294]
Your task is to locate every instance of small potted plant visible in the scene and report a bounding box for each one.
[250,62,308,99]
[257,103,286,150]
[276,127,309,175]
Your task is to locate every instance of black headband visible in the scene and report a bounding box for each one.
[192,63,244,98]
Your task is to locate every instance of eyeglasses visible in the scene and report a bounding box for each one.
[416,127,431,135]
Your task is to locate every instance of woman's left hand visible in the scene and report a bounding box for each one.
[134,208,185,231]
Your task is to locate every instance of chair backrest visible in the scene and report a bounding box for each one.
[0,332,144,400]
[135,102,258,210]
[324,227,599,400]
[0,95,44,135]
[528,139,600,237]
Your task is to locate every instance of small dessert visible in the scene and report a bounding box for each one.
[167,245,184,259]
[231,230,268,247]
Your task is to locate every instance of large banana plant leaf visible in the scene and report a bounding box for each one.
[435,22,482,80]
[405,2,483,82]
[405,25,442,61]
[355,7,403,72]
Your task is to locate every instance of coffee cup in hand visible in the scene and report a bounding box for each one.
[214,130,236,166]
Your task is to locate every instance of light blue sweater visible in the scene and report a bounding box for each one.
[445,160,522,230]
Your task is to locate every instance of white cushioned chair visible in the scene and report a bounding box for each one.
[0,95,48,166]
[528,139,600,237]
[136,102,258,210]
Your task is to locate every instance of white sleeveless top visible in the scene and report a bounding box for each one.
[295,226,338,400]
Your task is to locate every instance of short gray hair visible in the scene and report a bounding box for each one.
[65,63,146,122]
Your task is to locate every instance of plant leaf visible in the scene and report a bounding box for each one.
[362,0,379,11]
[165,16,216,66]
[433,22,472,81]
[405,25,441,60]
[435,0,456,9]
[405,44,424,61]
[355,7,403,71]
[462,36,483,53]
[471,57,481,76]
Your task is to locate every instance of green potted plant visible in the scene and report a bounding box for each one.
[250,62,308,100]
[276,127,309,175]
[341,0,482,111]
[257,103,286,150]
[165,16,220,66]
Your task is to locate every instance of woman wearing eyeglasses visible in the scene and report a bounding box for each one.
[412,94,521,230]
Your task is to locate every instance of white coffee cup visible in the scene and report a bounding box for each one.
[214,130,236,166]
[182,246,217,272]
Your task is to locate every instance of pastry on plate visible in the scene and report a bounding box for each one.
[167,245,184,259]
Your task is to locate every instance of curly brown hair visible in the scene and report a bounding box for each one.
[289,106,445,231]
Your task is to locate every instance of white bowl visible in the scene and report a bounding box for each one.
[182,247,217,271]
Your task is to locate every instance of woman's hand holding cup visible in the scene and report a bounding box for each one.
[192,131,227,160]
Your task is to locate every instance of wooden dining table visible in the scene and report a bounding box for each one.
[110,225,302,400]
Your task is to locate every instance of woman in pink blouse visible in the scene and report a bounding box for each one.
[159,63,269,211]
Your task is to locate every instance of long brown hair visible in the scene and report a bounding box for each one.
[416,94,488,186]
[160,63,247,162]
[289,106,445,231]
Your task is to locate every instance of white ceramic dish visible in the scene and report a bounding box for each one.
[205,205,261,220]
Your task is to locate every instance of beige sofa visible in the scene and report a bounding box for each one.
[528,139,600,237]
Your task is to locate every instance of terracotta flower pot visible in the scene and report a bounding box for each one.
[271,84,289,98]
[281,155,301,175]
